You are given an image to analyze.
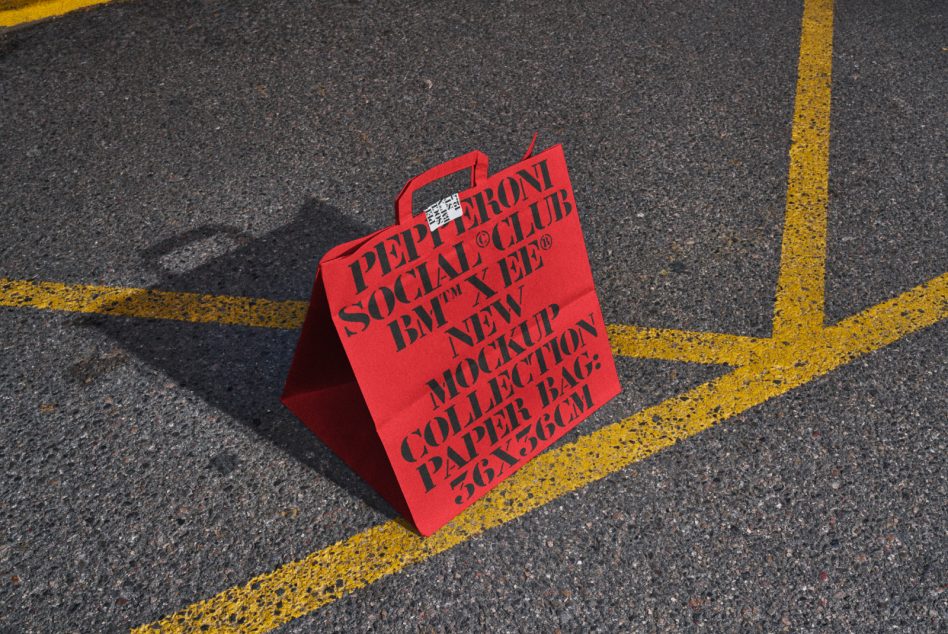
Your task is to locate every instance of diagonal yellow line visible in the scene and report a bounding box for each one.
[773,0,834,339]
[0,277,758,366]
[132,273,948,634]
[0,0,111,27]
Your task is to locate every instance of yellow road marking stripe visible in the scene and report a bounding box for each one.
[817,273,947,362]
[133,274,947,634]
[0,277,756,366]
[607,324,767,366]
[773,0,834,339]
[0,278,307,330]
[0,0,111,27]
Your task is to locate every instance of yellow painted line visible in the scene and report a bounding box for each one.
[607,324,767,366]
[0,277,754,366]
[133,273,948,634]
[0,278,307,330]
[0,0,111,27]
[773,0,834,339]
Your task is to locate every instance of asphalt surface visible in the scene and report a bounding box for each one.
[1,0,945,632]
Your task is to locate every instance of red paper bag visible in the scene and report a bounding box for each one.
[282,141,621,535]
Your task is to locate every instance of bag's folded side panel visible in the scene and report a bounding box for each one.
[283,229,384,399]
[282,268,354,398]
[282,383,411,520]
[281,267,412,520]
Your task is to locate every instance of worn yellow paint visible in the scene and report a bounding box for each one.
[0,277,761,367]
[133,274,947,634]
[0,0,111,27]
[0,278,307,329]
[607,324,767,367]
[773,0,834,339]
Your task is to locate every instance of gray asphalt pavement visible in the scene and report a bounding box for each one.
[1,0,945,632]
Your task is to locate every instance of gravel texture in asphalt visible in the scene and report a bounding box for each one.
[0,0,944,631]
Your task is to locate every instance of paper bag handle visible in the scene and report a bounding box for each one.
[394,150,488,224]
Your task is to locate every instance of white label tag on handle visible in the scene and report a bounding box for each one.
[424,193,463,232]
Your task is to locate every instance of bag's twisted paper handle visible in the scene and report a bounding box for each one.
[394,150,488,224]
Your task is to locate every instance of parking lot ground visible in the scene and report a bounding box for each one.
[1,0,945,631]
